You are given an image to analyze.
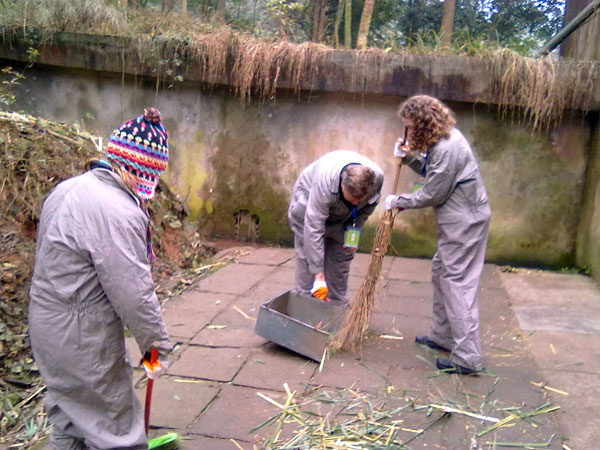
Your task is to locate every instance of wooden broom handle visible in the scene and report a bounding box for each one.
[391,159,403,195]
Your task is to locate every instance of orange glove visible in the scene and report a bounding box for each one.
[311,280,329,301]
[142,350,164,380]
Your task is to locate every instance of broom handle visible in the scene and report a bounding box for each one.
[391,159,403,195]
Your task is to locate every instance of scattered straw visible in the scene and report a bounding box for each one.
[233,305,252,319]
[255,384,561,449]
[530,381,569,396]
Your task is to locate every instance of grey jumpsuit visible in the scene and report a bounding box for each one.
[29,167,172,449]
[288,150,384,306]
[392,129,490,370]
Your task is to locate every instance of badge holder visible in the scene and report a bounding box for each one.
[344,226,361,252]
[412,181,424,192]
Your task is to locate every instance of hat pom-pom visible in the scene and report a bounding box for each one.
[143,107,162,124]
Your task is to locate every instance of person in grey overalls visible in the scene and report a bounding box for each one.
[29,108,172,449]
[385,96,491,374]
[288,150,384,307]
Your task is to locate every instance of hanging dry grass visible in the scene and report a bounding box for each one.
[134,32,597,131]
[136,29,335,103]
[488,49,599,131]
[351,48,390,94]
[1,4,597,125]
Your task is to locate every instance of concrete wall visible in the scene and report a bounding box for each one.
[577,117,600,279]
[561,1,600,281]
[562,0,600,61]
[9,64,593,268]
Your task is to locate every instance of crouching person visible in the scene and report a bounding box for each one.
[288,150,384,307]
[29,108,172,449]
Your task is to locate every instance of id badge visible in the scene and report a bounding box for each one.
[412,181,424,192]
[344,226,361,251]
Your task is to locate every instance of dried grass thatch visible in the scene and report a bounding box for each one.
[137,30,392,104]
[133,31,598,131]
[1,5,598,129]
[487,49,599,130]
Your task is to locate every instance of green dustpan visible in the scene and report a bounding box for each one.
[148,432,179,449]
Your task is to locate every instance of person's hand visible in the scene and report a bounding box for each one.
[141,350,166,380]
[385,195,405,212]
[393,139,408,158]
[311,279,329,301]
[385,194,398,211]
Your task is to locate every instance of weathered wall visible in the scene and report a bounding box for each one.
[561,1,600,281]
[577,116,600,279]
[562,0,600,61]
[7,64,592,268]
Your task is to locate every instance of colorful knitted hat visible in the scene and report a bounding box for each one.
[106,107,169,200]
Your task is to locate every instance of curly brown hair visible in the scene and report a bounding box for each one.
[398,95,456,152]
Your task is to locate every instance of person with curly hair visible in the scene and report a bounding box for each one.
[385,95,491,375]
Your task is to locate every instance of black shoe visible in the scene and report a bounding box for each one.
[436,358,481,375]
[415,336,450,353]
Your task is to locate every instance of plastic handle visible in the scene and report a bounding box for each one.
[150,348,158,365]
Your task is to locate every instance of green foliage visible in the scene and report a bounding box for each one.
[559,265,591,276]
[0,0,566,55]
[0,67,24,108]
[0,0,127,34]
[370,0,565,55]
[262,0,308,41]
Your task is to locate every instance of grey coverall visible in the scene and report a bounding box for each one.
[287,150,384,306]
[393,129,490,370]
[29,168,172,449]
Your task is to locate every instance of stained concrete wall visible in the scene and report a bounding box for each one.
[577,117,600,279]
[562,0,600,61]
[561,0,600,281]
[8,64,593,269]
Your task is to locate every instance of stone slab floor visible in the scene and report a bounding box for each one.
[124,247,600,449]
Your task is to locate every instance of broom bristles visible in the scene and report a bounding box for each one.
[329,210,395,352]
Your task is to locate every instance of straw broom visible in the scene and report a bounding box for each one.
[330,158,403,352]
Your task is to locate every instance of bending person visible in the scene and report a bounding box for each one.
[29,108,172,449]
[385,95,491,375]
[288,150,384,307]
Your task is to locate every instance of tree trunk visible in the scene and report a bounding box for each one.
[334,0,344,48]
[311,0,327,42]
[215,0,226,22]
[356,0,375,49]
[120,0,128,8]
[344,0,352,49]
[181,0,187,15]
[439,0,456,49]
[162,0,176,12]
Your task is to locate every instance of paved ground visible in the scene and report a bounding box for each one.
[124,246,600,449]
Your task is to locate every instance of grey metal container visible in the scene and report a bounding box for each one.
[254,290,344,361]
